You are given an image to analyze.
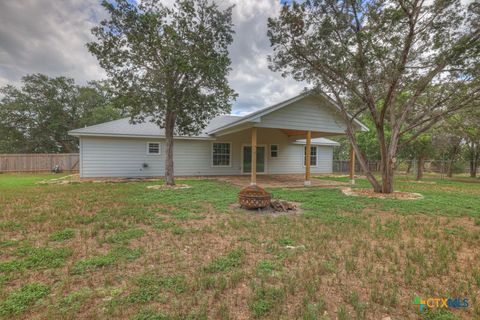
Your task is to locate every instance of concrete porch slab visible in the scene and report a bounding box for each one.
[212,174,347,188]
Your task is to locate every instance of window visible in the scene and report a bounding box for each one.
[304,146,317,166]
[212,142,231,166]
[270,144,278,158]
[147,142,160,155]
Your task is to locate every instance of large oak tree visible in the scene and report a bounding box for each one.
[0,74,120,153]
[268,0,480,193]
[88,0,236,185]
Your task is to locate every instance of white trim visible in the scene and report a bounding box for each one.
[69,132,216,140]
[293,138,340,146]
[79,138,84,178]
[303,145,318,167]
[208,92,311,134]
[270,144,279,158]
[146,141,161,155]
[211,142,232,167]
[241,144,267,174]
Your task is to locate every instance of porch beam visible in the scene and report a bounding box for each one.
[251,127,257,185]
[305,130,311,186]
[349,145,356,184]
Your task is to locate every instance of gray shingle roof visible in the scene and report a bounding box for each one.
[69,115,242,138]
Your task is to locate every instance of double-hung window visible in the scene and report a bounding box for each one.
[304,146,317,166]
[270,144,279,158]
[212,143,231,167]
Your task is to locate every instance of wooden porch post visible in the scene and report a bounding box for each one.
[305,130,311,186]
[349,144,356,185]
[251,127,257,185]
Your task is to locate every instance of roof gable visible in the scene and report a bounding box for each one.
[208,91,368,135]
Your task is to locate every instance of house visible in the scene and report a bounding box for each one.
[69,91,367,184]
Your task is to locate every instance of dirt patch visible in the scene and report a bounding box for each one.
[341,187,424,200]
[36,174,79,185]
[146,184,191,190]
[407,180,437,184]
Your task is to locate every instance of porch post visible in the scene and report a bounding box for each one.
[349,144,356,185]
[305,130,311,186]
[251,127,257,185]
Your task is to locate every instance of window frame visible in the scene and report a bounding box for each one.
[146,142,161,155]
[270,144,279,158]
[211,142,232,167]
[303,145,318,167]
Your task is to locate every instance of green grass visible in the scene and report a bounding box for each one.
[49,228,75,241]
[127,275,187,303]
[250,285,285,317]
[203,249,245,273]
[0,246,72,272]
[0,173,478,319]
[72,247,142,275]
[0,283,50,316]
[57,288,93,315]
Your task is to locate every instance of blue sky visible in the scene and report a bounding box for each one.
[0,0,305,115]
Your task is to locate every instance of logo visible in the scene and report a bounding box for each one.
[414,296,468,311]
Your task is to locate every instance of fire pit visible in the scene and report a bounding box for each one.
[238,185,271,209]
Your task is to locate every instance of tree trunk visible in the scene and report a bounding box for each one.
[416,157,424,180]
[447,160,454,178]
[164,111,176,186]
[468,142,479,178]
[470,154,478,178]
[345,130,382,192]
[380,154,395,193]
[406,161,412,174]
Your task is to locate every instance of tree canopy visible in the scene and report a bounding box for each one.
[268,0,480,192]
[88,0,237,185]
[0,74,122,153]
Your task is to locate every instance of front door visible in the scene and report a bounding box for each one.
[243,146,265,173]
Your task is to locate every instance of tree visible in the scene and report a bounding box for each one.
[433,117,465,178]
[267,0,480,193]
[461,107,480,177]
[88,0,236,185]
[0,74,121,153]
[399,133,435,180]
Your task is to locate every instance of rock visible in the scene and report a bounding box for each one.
[285,245,305,250]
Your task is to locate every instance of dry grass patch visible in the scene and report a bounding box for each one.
[0,174,479,319]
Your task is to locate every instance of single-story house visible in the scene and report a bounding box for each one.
[69,91,367,183]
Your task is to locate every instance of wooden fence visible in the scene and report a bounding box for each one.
[0,153,79,173]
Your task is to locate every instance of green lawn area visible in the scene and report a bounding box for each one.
[0,173,479,319]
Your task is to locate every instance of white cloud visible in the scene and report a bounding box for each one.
[0,0,307,114]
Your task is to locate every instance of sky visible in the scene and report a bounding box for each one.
[0,0,306,116]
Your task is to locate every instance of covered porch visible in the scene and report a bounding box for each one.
[246,127,357,187]
[207,92,367,187]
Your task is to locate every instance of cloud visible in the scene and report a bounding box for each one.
[0,0,107,88]
[0,0,307,114]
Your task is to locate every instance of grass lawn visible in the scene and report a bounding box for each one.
[0,173,479,319]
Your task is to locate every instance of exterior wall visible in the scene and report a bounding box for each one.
[79,128,335,178]
[256,96,347,134]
